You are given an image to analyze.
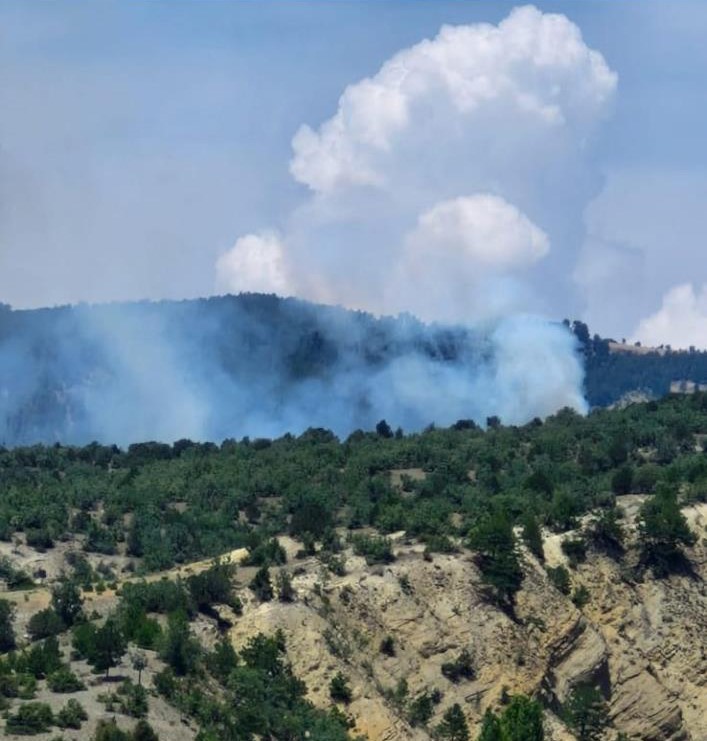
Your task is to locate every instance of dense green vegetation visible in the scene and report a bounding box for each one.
[567,319,707,406]
[0,392,703,581]
[0,393,703,739]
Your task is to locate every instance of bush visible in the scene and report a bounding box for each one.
[546,565,571,595]
[436,703,469,740]
[92,719,131,741]
[329,671,352,704]
[571,585,590,609]
[638,486,697,576]
[5,701,54,734]
[116,679,149,718]
[132,720,159,741]
[51,580,83,627]
[379,635,395,657]
[441,649,475,683]
[55,698,88,729]
[186,559,236,612]
[276,571,295,602]
[47,666,86,693]
[25,636,63,679]
[27,608,65,641]
[350,535,395,565]
[408,691,435,726]
[242,538,287,567]
[561,537,587,567]
[249,566,274,602]
[0,599,15,652]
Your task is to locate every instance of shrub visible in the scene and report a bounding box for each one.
[546,565,571,595]
[92,719,131,741]
[116,678,149,718]
[132,720,159,741]
[436,703,469,740]
[47,666,86,693]
[5,701,54,734]
[51,580,84,627]
[0,599,15,652]
[379,635,395,657]
[25,636,63,679]
[186,559,236,611]
[561,537,587,567]
[276,571,295,602]
[563,684,609,741]
[27,608,65,641]
[571,585,590,609]
[408,691,435,726]
[242,538,287,567]
[55,698,88,729]
[638,485,696,576]
[441,649,475,683]
[350,535,395,565]
[249,566,274,602]
[329,671,352,704]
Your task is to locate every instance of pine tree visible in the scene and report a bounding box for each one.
[564,684,608,741]
[436,703,470,741]
[499,695,544,741]
[477,709,502,741]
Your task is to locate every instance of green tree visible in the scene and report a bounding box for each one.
[477,709,502,741]
[0,598,15,651]
[159,612,200,676]
[250,565,274,602]
[329,671,352,704]
[131,650,148,687]
[521,513,544,561]
[469,511,523,610]
[638,485,696,575]
[499,695,544,741]
[51,579,84,627]
[27,606,65,640]
[132,719,160,741]
[91,616,127,678]
[563,684,608,741]
[436,703,470,741]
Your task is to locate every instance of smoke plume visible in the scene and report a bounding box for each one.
[0,6,618,446]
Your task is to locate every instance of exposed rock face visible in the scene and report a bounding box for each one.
[227,503,706,741]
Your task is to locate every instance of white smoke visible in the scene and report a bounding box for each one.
[632,283,707,350]
[215,5,618,426]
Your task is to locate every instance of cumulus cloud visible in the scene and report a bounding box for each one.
[406,195,549,270]
[632,283,707,350]
[388,194,549,323]
[215,231,291,296]
[214,5,617,428]
[290,5,616,194]
[219,5,616,325]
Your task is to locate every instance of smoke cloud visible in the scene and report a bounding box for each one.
[0,6,618,446]
[632,283,707,350]
[213,4,618,434]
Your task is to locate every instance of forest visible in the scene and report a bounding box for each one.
[0,392,701,739]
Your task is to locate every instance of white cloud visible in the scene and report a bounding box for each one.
[215,231,291,296]
[218,5,616,327]
[632,283,707,350]
[577,169,707,338]
[290,4,616,194]
[388,194,549,323]
[406,194,548,269]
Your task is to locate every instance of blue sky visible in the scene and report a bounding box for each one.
[2,1,707,346]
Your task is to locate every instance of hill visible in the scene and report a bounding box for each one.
[1,295,707,447]
[0,393,703,739]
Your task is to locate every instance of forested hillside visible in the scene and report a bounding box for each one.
[0,394,703,739]
[2,296,707,447]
